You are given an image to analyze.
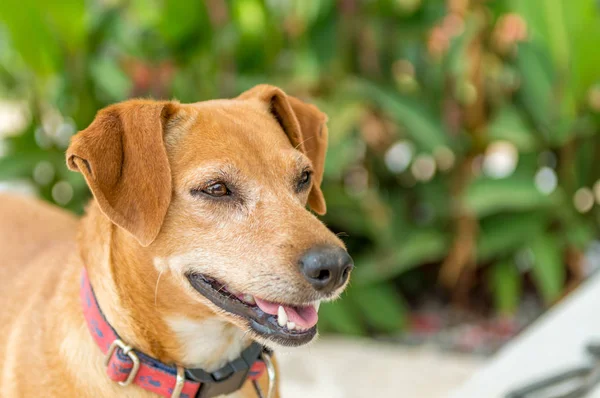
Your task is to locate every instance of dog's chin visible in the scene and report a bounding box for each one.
[185,273,319,347]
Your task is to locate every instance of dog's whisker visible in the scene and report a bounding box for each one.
[241,328,252,340]
[216,285,227,294]
[154,270,164,307]
[294,135,315,150]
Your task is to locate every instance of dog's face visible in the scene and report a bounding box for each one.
[67,85,352,347]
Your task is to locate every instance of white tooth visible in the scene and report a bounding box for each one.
[287,321,296,330]
[277,306,288,327]
[242,294,256,305]
[314,301,321,312]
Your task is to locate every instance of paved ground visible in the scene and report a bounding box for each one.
[277,337,483,398]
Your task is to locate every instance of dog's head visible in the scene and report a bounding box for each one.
[67,85,352,347]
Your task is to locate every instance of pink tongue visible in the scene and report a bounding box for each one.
[254,297,318,329]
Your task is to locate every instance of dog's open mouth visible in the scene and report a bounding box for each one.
[186,273,319,346]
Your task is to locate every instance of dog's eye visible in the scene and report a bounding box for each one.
[296,170,312,192]
[300,171,311,184]
[194,182,230,198]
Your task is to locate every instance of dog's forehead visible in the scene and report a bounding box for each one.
[182,99,293,149]
[167,99,305,179]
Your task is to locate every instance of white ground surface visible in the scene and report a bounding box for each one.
[277,338,482,398]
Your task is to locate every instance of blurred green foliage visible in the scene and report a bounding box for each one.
[1,0,600,336]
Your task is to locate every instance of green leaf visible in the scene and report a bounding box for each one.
[318,100,364,145]
[318,298,366,336]
[323,133,362,179]
[0,153,38,180]
[321,184,374,239]
[89,56,132,101]
[159,0,209,45]
[515,41,575,145]
[507,0,582,140]
[345,80,449,152]
[563,0,600,99]
[566,222,594,250]
[45,0,86,52]
[575,136,595,187]
[515,42,555,136]
[350,283,406,332]
[232,0,268,39]
[529,233,565,304]
[0,0,62,75]
[487,106,538,151]
[464,177,557,217]
[3,124,38,153]
[489,260,521,315]
[306,0,338,66]
[478,212,548,261]
[355,229,449,284]
[507,0,566,64]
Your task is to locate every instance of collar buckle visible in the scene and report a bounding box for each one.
[104,339,140,386]
[185,343,263,398]
[252,351,276,398]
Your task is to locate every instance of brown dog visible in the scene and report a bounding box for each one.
[0,85,353,397]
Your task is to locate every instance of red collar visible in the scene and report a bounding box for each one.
[80,268,266,398]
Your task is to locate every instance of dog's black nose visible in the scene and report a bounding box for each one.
[299,245,353,293]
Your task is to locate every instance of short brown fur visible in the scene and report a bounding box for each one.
[0,85,348,397]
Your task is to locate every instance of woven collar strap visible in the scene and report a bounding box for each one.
[80,268,266,398]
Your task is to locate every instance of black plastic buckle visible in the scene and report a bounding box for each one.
[185,343,263,398]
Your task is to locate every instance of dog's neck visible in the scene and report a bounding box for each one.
[77,202,250,372]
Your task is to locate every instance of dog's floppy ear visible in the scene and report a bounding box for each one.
[66,99,179,246]
[238,85,329,214]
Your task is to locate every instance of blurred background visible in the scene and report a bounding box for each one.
[1,0,600,396]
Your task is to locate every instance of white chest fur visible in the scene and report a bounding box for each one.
[166,316,249,372]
